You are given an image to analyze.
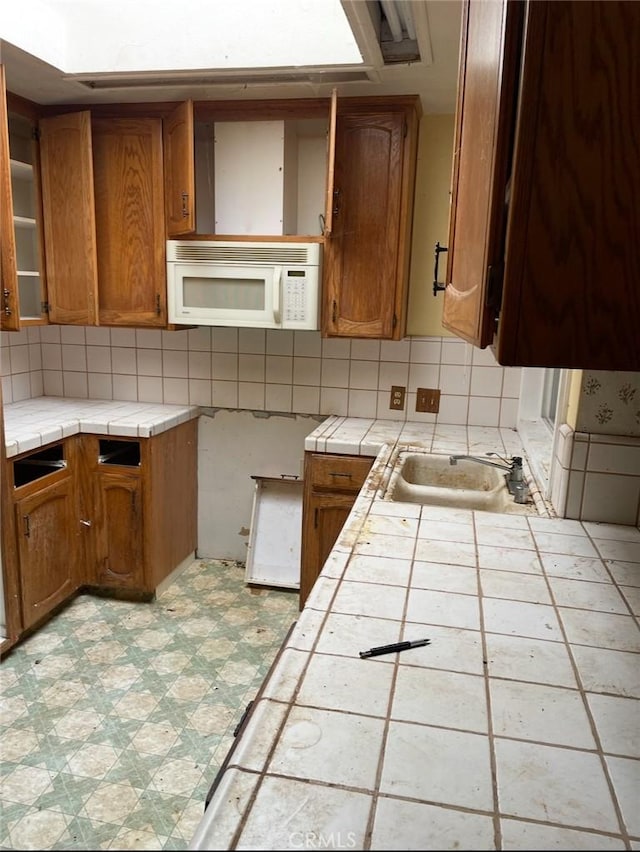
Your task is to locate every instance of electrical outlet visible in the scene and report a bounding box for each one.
[416,387,441,413]
[389,385,406,411]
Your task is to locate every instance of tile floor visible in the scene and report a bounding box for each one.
[0,559,299,850]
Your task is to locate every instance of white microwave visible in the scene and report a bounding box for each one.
[166,240,321,330]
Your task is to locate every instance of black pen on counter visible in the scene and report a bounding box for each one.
[359,638,430,659]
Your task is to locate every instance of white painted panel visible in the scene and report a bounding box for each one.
[214,121,285,235]
[245,477,302,588]
[197,408,324,562]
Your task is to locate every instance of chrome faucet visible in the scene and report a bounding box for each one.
[449,453,529,503]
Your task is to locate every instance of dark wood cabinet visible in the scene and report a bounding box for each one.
[300,451,373,608]
[323,98,420,340]
[443,0,640,370]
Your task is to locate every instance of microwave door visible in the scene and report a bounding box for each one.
[173,264,279,327]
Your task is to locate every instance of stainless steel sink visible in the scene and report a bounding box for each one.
[384,451,538,514]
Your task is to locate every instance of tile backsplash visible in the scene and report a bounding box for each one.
[1,326,521,428]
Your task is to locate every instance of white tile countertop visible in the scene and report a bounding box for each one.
[3,396,201,457]
[190,416,640,850]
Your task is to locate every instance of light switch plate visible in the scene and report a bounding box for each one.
[416,388,441,413]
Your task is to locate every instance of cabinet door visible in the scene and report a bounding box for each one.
[94,469,144,589]
[1,65,19,330]
[323,107,416,339]
[300,492,354,609]
[496,0,640,369]
[164,99,195,236]
[442,0,523,347]
[1,68,49,329]
[39,110,99,325]
[16,477,79,629]
[92,117,167,326]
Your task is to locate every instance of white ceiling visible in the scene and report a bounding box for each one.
[0,0,462,113]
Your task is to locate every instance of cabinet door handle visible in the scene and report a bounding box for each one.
[314,507,318,529]
[3,289,12,316]
[332,300,337,323]
[80,519,92,527]
[333,188,341,216]
[329,472,352,479]
[181,192,189,218]
[433,241,448,296]
[23,514,30,537]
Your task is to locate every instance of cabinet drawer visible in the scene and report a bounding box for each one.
[307,453,373,493]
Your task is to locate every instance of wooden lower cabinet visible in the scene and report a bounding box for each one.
[15,475,78,630]
[300,451,373,609]
[6,420,198,637]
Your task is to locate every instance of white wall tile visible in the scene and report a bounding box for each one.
[162,350,189,380]
[137,349,162,376]
[581,473,640,525]
[188,351,212,380]
[239,353,265,382]
[9,345,29,373]
[60,326,86,344]
[212,380,238,408]
[441,338,469,365]
[564,471,585,519]
[320,358,349,388]
[212,352,238,381]
[321,336,350,359]
[88,373,113,399]
[407,363,439,392]
[62,344,87,372]
[467,397,501,427]
[111,347,136,375]
[293,330,321,357]
[86,346,112,374]
[39,325,61,343]
[187,326,211,350]
[349,360,380,390]
[499,398,519,429]
[321,387,349,416]
[43,370,64,396]
[212,327,238,352]
[348,389,378,418]
[265,383,292,413]
[137,376,163,402]
[10,373,31,401]
[266,355,294,384]
[163,378,190,404]
[350,338,380,361]
[470,366,503,397]
[267,329,294,355]
[2,375,13,403]
[440,364,471,396]
[162,329,189,350]
[188,379,212,407]
[438,394,469,425]
[587,443,640,476]
[62,372,88,398]
[238,328,266,354]
[410,338,442,364]
[85,326,111,346]
[110,328,136,346]
[238,382,265,409]
[112,374,138,401]
[471,346,499,366]
[380,339,410,362]
[502,367,523,399]
[293,357,321,385]
[136,329,162,348]
[292,385,320,413]
[42,343,62,370]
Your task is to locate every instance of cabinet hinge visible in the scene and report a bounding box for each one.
[32,126,41,142]
[41,301,50,314]
[392,313,397,329]
[485,264,504,311]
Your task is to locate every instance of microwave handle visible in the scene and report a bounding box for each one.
[273,266,282,325]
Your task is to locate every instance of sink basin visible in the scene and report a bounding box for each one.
[384,451,536,514]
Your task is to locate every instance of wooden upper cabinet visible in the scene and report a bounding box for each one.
[323,98,420,340]
[0,66,19,330]
[39,111,99,325]
[92,117,166,326]
[444,0,640,370]
[2,67,49,330]
[39,111,168,327]
[164,99,195,236]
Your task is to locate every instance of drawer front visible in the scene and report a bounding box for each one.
[308,453,373,493]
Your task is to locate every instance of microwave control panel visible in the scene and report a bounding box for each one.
[283,270,316,326]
